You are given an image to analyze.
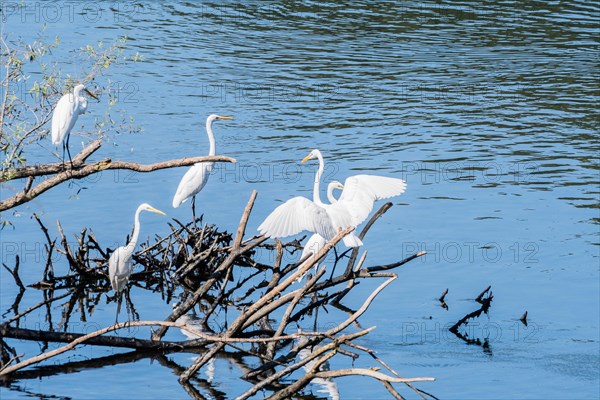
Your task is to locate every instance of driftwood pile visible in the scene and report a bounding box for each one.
[0,191,435,399]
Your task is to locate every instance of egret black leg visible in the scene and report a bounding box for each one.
[115,291,122,325]
[329,246,340,281]
[126,296,131,324]
[192,196,197,226]
[61,142,66,167]
[123,287,134,332]
[65,133,74,169]
[312,299,319,331]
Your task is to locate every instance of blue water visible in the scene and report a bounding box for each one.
[1,1,598,399]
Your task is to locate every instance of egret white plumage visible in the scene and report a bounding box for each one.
[258,149,407,248]
[51,84,97,165]
[304,179,344,262]
[108,203,166,322]
[172,114,233,218]
[326,180,344,204]
[296,180,344,283]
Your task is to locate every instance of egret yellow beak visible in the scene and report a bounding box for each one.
[217,115,233,120]
[301,154,313,163]
[84,88,99,100]
[148,207,166,216]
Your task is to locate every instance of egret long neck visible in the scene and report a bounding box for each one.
[206,119,216,156]
[312,152,324,205]
[125,207,142,254]
[72,87,83,107]
[327,185,338,204]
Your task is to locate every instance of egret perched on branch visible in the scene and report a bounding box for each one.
[108,203,166,323]
[301,180,344,261]
[258,149,407,248]
[297,180,344,283]
[172,114,233,218]
[51,84,98,165]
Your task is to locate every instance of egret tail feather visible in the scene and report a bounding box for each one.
[342,233,363,247]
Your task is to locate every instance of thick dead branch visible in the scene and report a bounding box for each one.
[234,190,257,249]
[0,138,236,212]
[315,369,434,383]
[1,139,102,181]
[0,320,353,377]
[0,323,201,352]
[4,350,163,381]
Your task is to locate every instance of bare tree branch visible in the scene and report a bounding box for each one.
[0,138,236,211]
[315,369,434,383]
[0,320,356,377]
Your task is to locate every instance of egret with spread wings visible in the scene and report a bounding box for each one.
[258,149,407,248]
[296,180,344,282]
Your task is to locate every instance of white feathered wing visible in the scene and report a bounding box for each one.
[257,197,336,241]
[51,93,78,145]
[337,174,407,226]
[172,162,213,208]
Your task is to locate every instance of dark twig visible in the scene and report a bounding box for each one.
[475,285,492,304]
[2,256,24,292]
[520,311,528,327]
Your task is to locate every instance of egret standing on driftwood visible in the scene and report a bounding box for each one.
[51,84,98,166]
[301,180,344,261]
[108,203,166,323]
[172,114,233,218]
[258,149,407,248]
[297,180,344,283]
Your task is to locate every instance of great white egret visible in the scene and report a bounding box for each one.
[108,203,166,322]
[172,114,233,218]
[297,180,344,283]
[51,84,98,165]
[326,180,344,203]
[258,149,407,248]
